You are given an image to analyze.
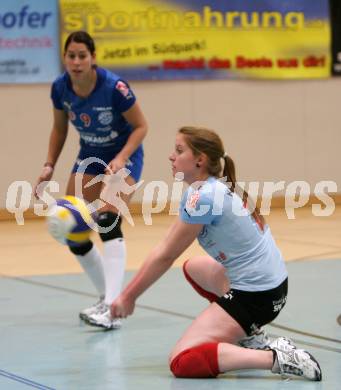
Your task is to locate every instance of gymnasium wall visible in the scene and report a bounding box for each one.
[1,78,341,214]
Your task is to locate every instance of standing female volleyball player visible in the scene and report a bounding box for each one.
[34,31,148,330]
[111,126,322,381]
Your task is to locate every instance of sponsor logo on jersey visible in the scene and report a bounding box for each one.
[187,191,200,209]
[63,101,72,110]
[80,113,91,127]
[96,126,112,132]
[98,111,113,125]
[215,251,227,262]
[93,106,112,111]
[68,111,76,121]
[80,131,118,144]
[116,81,133,99]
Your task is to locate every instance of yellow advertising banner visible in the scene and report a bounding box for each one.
[59,0,331,80]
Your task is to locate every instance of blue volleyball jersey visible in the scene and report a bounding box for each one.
[51,67,136,150]
[179,177,288,291]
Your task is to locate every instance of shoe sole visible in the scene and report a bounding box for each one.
[83,317,122,331]
[79,312,99,321]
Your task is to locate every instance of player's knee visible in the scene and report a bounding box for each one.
[68,240,93,255]
[169,343,219,378]
[97,211,122,242]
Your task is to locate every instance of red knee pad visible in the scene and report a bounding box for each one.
[170,343,219,378]
[183,260,218,303]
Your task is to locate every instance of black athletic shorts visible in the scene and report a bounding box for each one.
[215,278,288,335]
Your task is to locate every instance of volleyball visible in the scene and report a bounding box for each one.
[47,196,94,246]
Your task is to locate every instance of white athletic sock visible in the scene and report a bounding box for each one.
[102,238,126,305]
[75,245,105,296]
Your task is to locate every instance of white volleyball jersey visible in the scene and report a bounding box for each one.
[179,177,288,291]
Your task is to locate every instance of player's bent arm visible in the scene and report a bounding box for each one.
[118,102,148,161]
[45,108,69,167]
[122,219,203,303]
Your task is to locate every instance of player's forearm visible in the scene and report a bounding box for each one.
[123,246,174,301]
[46,127,68,166]
[117,125,147,161]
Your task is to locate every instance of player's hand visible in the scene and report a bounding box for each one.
[33,165,54,199]
[110,293,135,319]
[106,155,127,174]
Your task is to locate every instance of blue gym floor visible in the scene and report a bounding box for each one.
[1,259,340,390]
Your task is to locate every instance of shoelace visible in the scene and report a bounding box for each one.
[96,304,110,315]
